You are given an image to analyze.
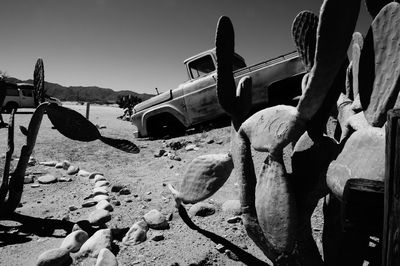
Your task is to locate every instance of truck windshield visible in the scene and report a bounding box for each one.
[188,55,216,79]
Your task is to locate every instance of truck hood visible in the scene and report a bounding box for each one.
[134,90,172,112]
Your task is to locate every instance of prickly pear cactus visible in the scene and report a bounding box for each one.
[291,11,318,72]
[33,58,45,104]
[359,2,400,127]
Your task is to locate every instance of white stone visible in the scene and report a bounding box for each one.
[60,230,89,253]
[78,229,112,258]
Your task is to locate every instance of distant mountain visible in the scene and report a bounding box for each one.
[5,77,154,104]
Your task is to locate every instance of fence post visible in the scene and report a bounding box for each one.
[86,102,90,120]
[383,109,400,266]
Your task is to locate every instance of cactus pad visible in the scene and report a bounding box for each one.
[359,2,400,127]
[215,16,236,116]
[327,127,385,199]
[33,58,45,104]
[176,153,233,204]
[291,11,319,72]
[46,103,100,141]
[297,0,360,120]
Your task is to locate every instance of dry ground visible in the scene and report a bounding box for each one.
[0,104,323,266]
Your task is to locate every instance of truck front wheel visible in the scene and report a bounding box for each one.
[147,114,185,138]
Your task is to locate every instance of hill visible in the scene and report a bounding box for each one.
[5,77,154,104]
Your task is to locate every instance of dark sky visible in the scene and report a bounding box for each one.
[0,0,371,94]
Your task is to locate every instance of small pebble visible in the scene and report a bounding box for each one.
[89,172,103,179]
[82,201,97,208]
[78,170,90,177]
[93,195,110,202]
[111,184,124,193]
[227,216,242,224]
[58,177,72,182]
[38,174,57,184]
[119,188,131,195]
[62,160,71,170]
[94,174,107,183]
[88,209,111,225]
[93,187,109,196]
[188,202,216,217]
[69,206,78,211]
[96,200,114,212]
[151,232,164,242]
[216,244,225,252]
[143,209,169,230]
[67,165,79,175]
[95,181,110,188]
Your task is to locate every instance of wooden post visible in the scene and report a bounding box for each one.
[383,109,400,266]
[86,102,90,120]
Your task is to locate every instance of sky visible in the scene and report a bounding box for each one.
[0,0,371,94]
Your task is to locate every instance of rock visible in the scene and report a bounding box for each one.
[36,248,72,266]
[78,170,90,177]
[69,206,78,211]
[111,184,124,193]
[60,230,89,253]
[58,177,72,182]
[225,250,239,261]
[93,195,110,202]
[154,149,166,158]
[62,160,71,170]
[206,138,215,144]
[93,187,109,196]
[95,181,110,188]
[168,141,183,150]
[185,144,197,151]
[31,183,40,188]
[96,200,114,212]
[221,200,242,216]
[38,174,57,184]
[227,216,242,224]
[88,209,111,225]
[55,162,63,168]
[89,172,103,180]
[111,200,121,206]
[67,165,79,175]
[151,232,165,242]
[215,244,225,252]
[95,248,118,266]
[188,203,216,217]
[24,175,34,184]
[122,220,148,246]
[28,157,36,166]
[78,229,112,258]
[119,188,131,195]
[94,174,107,183]
[39,161,58,167]
[143,209,169,230]
[82,201,97,208]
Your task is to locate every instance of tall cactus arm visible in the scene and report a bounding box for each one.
[4,103,48,213]
[297,0,361,121]
[0,109,16,209]
[33,58,45,104]
[291,11,319,72]
[215,16,236,116]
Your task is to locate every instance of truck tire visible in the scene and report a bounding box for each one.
[3,102,18,114]
[147,113,185,138]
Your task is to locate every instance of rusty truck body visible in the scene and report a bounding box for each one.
[131,48,306,137]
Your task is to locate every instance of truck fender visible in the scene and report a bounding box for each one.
[141,105,188,134]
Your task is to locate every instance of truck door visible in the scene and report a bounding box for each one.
[183,54,224,125]
[19,85,35,108]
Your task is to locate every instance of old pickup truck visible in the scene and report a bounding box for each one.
[131,48,305,137]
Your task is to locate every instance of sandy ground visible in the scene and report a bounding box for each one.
[0,104,324,266]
